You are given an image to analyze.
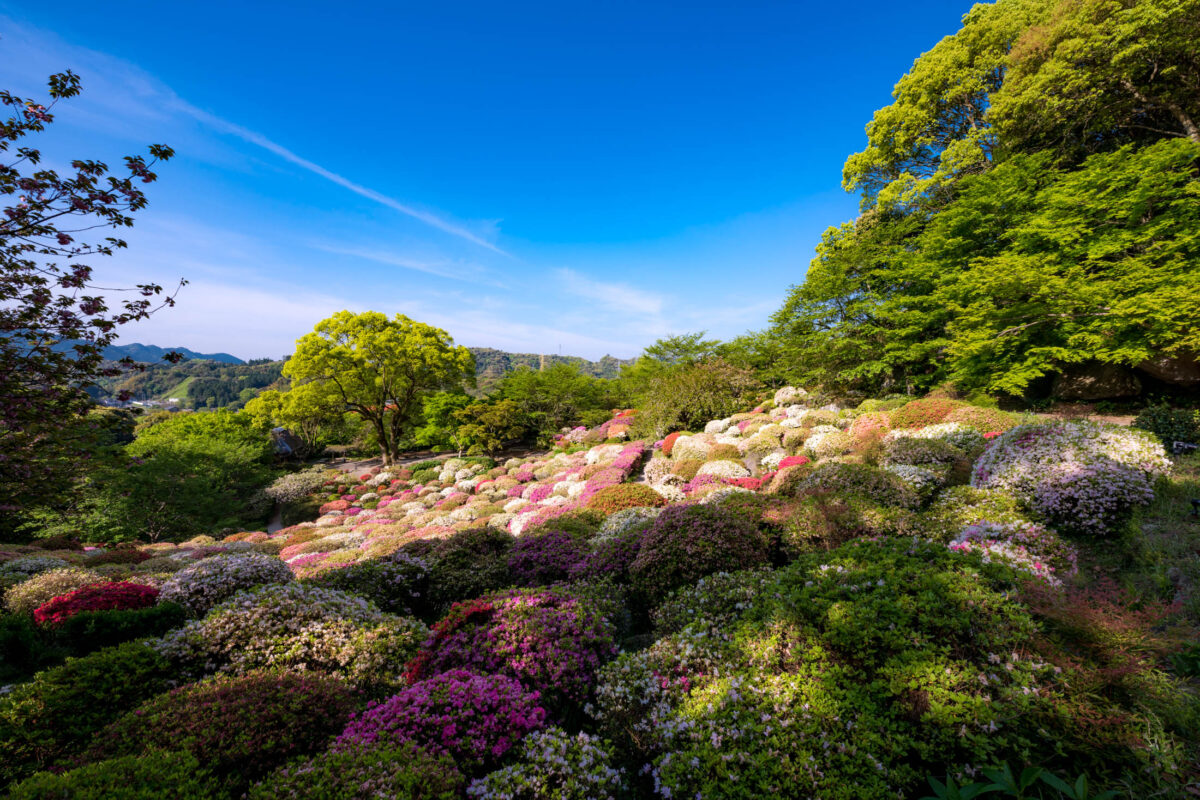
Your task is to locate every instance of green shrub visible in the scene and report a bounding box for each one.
[280,496,323,528]
[585,484,668,515]
[248,743,464,800]
[670,458,704,481]
[302,554,430,615]
[7,750,224,800]
[401,527,514,615]
[0,641,173,785]
[89,671,360,789]
[52,602,188,658]
[412,468,439,484]
[1133,402,1200,447]
[406,459,446,473]
[943,405,1023,433]
[922,486,1033,543]
[801,462,920,508]
[0,612,64,684]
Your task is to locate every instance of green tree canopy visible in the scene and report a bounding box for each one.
[283,311,474,464]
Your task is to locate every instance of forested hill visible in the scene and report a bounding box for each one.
[55,341,244,365]
[469,347,631,388]
[92,346,632,408]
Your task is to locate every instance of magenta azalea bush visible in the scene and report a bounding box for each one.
[334,669,546,772]
[408,588,618,708]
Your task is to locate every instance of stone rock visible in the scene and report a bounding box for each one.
[1051,362,1142,400]
[1136,352,1200,386]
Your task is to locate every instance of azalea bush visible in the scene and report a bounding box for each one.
[801,461,920,509]
[249,742,465,800]
[33,582,158,626]
[154,583,427,690]
[0,641,173,786]
[334,669,546,774]
[90,671,359,787]
[972,420,1170,536]
[301,552,430,616]
[629,503,768,604]
[467,727,627,800]
[158,552,293,616]
[7,750,222,800]
[507,528,590,586]
[401,527,514,614]
[407,588,617,710]
[584,483,667,514]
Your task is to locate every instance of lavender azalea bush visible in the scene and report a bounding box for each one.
[972,420,1170,536]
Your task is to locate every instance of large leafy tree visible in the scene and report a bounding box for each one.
[771,0,1200,398]
[284,311,475,464]
[0,69,178,528]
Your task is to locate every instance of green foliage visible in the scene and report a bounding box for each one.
[631,358,761,439]
[0,612,64,684]
[412,390,474,452]
[492,363,628,447]
[921,764,1118,800]
[248,743,464,800]
[51,602,187,658]
[0,641,173,785]
[33,409,277,543]
[765,0,1200,397]
[455,397,527,454]
[244,384,361,454]
[7,750,225,800]
[284,311,475,464]
[1133,402,1200,446]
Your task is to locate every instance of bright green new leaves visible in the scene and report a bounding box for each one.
[939,139,1200,394]
[283,311,474,464]
[842,0,1043,210]
[993,0,1200,158]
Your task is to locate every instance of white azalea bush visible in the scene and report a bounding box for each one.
[154,582,428,688]
[466,727,627,800]
[972,420,1170,536]
[158,551,294,616]
[887,422,986,454]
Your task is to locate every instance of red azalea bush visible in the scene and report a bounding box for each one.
[407,589,617,709]
[888,397,968,429]
[90,671,359,785]
[629,504,769,604]
[319,499,351,514]
[33,582,159,626]
[778,455,811,469]
[584,483,668,515]
[334,669,546,772]
[661,431,683,456]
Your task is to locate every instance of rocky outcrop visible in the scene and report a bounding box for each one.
[1051,362,1142,400]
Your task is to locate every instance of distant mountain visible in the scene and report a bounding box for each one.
[469,347,632,386]
[53,340,244,365]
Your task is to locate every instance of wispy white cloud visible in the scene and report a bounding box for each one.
[0,14,507,255]
[311,243,504,285]
[172,102,510,255]
[556,268,665,316]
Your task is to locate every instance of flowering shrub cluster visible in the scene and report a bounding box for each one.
[408,588,617,709]
[90,671,359,786]
[630,503,768,603]
[265,468,340,504]
[972,420,1169,535]
[467,727,627,800]
[33,581,158,626]
[154,582,427,689]
[2,386,1186,798]
[334,669,546,772]
[249,742,465,800]
[4,567,105,615]
[949,521,1079,585]
[158,552,294,616]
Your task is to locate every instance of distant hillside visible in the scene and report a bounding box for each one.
[90,346,632,409]
[54,340,244,365]
[470,347,631,388]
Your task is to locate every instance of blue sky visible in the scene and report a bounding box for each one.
[3,1,972,360]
